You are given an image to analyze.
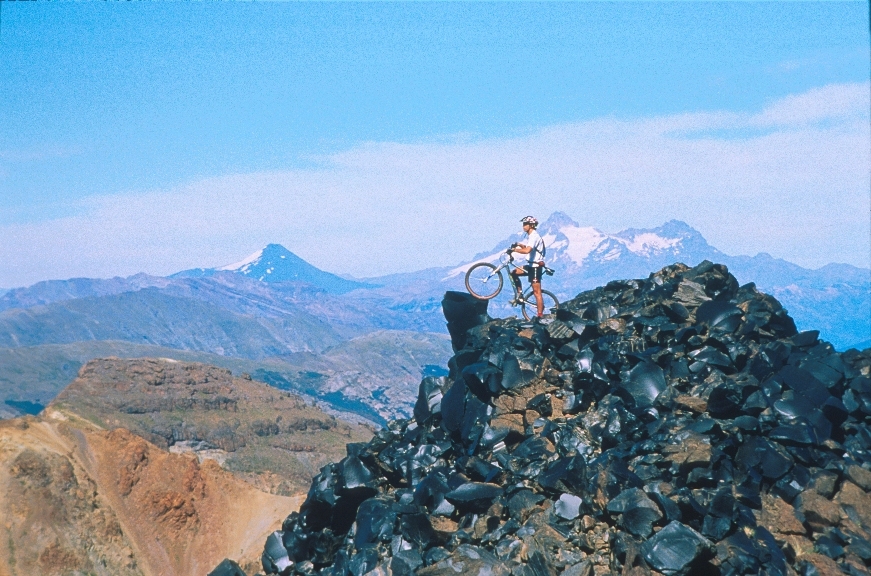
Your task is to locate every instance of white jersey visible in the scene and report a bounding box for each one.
[521,230,545,264]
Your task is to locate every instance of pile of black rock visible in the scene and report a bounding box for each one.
[214,261,871,576]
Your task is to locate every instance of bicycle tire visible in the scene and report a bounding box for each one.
[522,289,559,320]
[465,263,504,300]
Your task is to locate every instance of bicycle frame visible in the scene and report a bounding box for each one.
[502,252,550,283]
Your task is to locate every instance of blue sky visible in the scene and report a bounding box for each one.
[1,1,869,286]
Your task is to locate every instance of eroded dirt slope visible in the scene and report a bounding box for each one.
[0,413,300,576]
[1,415,142,576]
[0,357,374,576]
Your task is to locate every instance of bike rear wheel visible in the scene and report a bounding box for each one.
[465,263,504,300]
[522,289,559,320]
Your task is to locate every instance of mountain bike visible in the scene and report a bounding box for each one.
[464,250,559,320]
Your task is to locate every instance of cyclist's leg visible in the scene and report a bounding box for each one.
[529,267,544,316]
[510,267,524,298]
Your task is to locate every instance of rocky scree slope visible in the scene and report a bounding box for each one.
[239,261,871,576]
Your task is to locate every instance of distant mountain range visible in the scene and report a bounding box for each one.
[0,212,867,421]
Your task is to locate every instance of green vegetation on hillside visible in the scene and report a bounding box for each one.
[51,357,375,495]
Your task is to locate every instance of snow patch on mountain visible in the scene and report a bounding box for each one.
[597,244,623,262]
[217,248,265,272]
[442,215,696,279]
[617,232,681,256]
[177,244,376,293]
[522,213,695,268]
[558,226,609,264]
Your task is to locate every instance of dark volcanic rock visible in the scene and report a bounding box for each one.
[240,261,871,576]
[641,521,713,575]
[209,558,247,576]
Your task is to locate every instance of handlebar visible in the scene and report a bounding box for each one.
[501,248,555,276]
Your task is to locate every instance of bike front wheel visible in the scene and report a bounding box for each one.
[465,263,504,300]
[522,289,559,320]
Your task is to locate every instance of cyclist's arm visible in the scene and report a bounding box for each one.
[511,244,533,255]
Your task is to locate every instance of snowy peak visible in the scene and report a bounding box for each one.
[613,220,711,257]
[175,244,375,294]
[538,211,580,232]
[538,213,610,264]
[613,229,682,258]
[543,225,609,265]
[217,244,309,281]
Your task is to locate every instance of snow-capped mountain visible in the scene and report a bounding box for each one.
[173,243,375,294]
[540,212,716,266]
[445,212,726,287]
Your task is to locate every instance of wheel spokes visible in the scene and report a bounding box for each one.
[465,263,503,299]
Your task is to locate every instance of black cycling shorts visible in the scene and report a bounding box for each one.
[524,265,543,283]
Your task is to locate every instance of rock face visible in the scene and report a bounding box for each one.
[251,261,870,576]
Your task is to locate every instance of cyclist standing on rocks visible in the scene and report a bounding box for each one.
[509,215,547,317]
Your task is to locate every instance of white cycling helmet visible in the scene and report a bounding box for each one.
[520,215,538,228]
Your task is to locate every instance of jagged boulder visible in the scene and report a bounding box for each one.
[242,261,871,576]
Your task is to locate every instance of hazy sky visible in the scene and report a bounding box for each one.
[1,1,869,287]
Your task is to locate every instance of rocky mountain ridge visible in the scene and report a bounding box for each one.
[236,261,871,576]
[0,329,451,426]
[435,213,869,350]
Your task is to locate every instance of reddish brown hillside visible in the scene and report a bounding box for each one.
[0,357,373,576]
[0,413,300,576]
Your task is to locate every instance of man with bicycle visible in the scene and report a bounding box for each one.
[509,215,546,317]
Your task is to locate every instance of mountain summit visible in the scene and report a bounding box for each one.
[174,244,375,294]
